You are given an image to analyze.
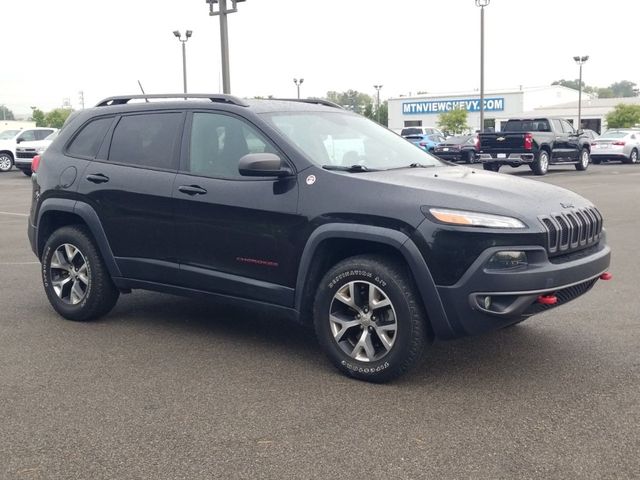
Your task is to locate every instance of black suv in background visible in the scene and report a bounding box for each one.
[28,94,611,382]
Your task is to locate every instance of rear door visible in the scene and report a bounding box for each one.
[551,119,570,160]
[561,119,580,160]
[172,110,301,306]
[76,111,184,283]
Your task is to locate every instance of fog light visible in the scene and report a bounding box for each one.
[487,251,528,270]
[483,296,492,309]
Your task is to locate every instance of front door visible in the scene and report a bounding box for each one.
[173,111,302,306]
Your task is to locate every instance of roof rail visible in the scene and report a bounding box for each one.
[271,98,344,109]
[94,93,249,107]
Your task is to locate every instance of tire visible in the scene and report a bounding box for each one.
[465,151,476,164]
[0,152,13,172]
[42,225,119,321]
[21,169,32,177]
[532,150,550,175]
[313,255,427,383]
[627,149,639,165]
[592,158,602,165]
[483,162,500,172]
[575,148,590,171]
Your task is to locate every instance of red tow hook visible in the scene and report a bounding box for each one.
[537,294,558,305]
[599,272,613,281]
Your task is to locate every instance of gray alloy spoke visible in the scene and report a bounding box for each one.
[77,264,89,285]
[374,324,396,351]
[64,244,78,264]
[335,283,359,311]
[70,281,85,305]
[330,314,361,342]
[369,284,391,310]
[51,249,71,271]
[52,276,72,296]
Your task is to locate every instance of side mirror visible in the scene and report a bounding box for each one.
[576,129,584,135]
[238,153,292,177]
[16,137,24,144]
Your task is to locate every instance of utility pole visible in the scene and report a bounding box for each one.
[173,30,193,94]
[373,85,383,123]
[475,0,490,132]
[78,91,85,109]
[207,0,246,94]
[573,56,589,131]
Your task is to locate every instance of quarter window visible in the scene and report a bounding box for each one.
[67,118,113,158]
[109,113,183,170]
[188,113,276,178]
[35,130,54,140]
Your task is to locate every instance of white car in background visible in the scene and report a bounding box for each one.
[0,127,57,173]
[591,129,640,165]
[15,130,59,176]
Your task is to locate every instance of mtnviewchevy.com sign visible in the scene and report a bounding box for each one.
[402,97,505,115]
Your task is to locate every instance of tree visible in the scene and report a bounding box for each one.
[606,104,640,128]
[552,79,584,91]
[609,80,638,98]
[0,105,15,121]
[30,108,46,127]
[376,101,388,127]
[326,90,373,114]
[363,102,374,120]
[44,108,73,128]
[437,108,468,134]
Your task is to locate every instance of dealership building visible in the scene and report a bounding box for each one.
[388,85,587,133]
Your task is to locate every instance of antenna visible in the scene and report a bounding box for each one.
[137,80,150,102]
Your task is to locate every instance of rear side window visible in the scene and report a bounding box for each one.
[109,113,182,170]
[67,117,113,158]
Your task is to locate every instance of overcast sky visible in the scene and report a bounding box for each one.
[2,0,638,115]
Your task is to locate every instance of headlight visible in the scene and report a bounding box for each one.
[427,207,526,229]
[35,146,47,153]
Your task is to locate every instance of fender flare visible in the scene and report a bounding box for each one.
[37,198,121,277]
[294,223,454,339]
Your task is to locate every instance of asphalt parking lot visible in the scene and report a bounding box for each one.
[1,164,639,480]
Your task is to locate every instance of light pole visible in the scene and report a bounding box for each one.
[373,85,383,123]
[207,0,246,94]
[173,30,193,94]
[475,0,489,132]
[573,55,589,131]
[293,78,304,99]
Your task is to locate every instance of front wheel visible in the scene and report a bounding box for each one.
[313,255,428,383]
[575,148,590,171]
[627,149,639,164]
[466,151,476,164]
[42,225,119,321]
[532,150,550,175]
[20,169,32,177]
[0,153,13,172]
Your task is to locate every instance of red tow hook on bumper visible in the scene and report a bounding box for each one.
[600,272,613,281]
[537,294,558,305]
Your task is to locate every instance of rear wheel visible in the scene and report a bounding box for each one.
[0,153,13,172]
[483,162,500,172]
[575,148,590,171]
[42,225,119,321]
[313,255,427,383]
[466,150,476,164]
[628,149,639,164]
[532,150,549,175]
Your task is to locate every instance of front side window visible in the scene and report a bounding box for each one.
[188,112,276,178]
[18,130,36,142]
[67,117,113,158]
[109,113,182,170]
[561,120,575,134]
[264,112,444,170]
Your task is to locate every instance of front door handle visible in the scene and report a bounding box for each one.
[86,173,110,184]
[178,185,208,196]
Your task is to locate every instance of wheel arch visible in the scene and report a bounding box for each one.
[36,199,121,277]
[294,224,454,339]
[0,150,14,160]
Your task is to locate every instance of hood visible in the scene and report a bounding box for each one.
[358,165,593,224]
[16,139,52,149]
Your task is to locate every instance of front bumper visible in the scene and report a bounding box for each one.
[434,239,611,337]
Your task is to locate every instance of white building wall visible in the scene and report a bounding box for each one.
[0,120,36,131]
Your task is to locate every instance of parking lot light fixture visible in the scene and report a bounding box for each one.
[293,78,304,99]
[207,0,246,94]
[374,85,383,124]
[173,30,193,95]
[573,55,589,131]
[475,0,490,132]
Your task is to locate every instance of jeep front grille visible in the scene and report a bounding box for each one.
[539,207,603,256]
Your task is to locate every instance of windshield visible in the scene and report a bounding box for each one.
[503,119,551,132]
[0,130,19,140]
[263,112,444,170]
[601,131,627,139]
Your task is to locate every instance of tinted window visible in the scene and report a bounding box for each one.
[189,112,276,178]
[18,130,36,142]
[109,113,182,170]
[503,119,550,132]
[35,130,54,140]
[67,117,113,158]
[401,128,422,136]
[561,120,575,134]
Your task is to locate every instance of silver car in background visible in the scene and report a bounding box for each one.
[591,129,640,164]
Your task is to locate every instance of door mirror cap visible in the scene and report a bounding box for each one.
[238,153,292,177]
[16,137,24,144]
[576,129,584,135]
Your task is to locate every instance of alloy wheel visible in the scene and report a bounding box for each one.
[329,281,397,362]
[49,243,90,305]
[0,154,12,172]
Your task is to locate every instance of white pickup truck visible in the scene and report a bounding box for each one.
[14,131,59,176]
[0,127,57,173]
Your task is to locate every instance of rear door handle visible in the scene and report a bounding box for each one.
[178,185,208,196]
[86,173,109,184]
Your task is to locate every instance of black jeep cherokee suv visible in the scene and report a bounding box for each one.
[28,94,611,382]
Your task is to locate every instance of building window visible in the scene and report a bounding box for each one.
[403,120,422,127]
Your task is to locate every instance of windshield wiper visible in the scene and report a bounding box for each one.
[322,164,375,172]
[385,163,435,170]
